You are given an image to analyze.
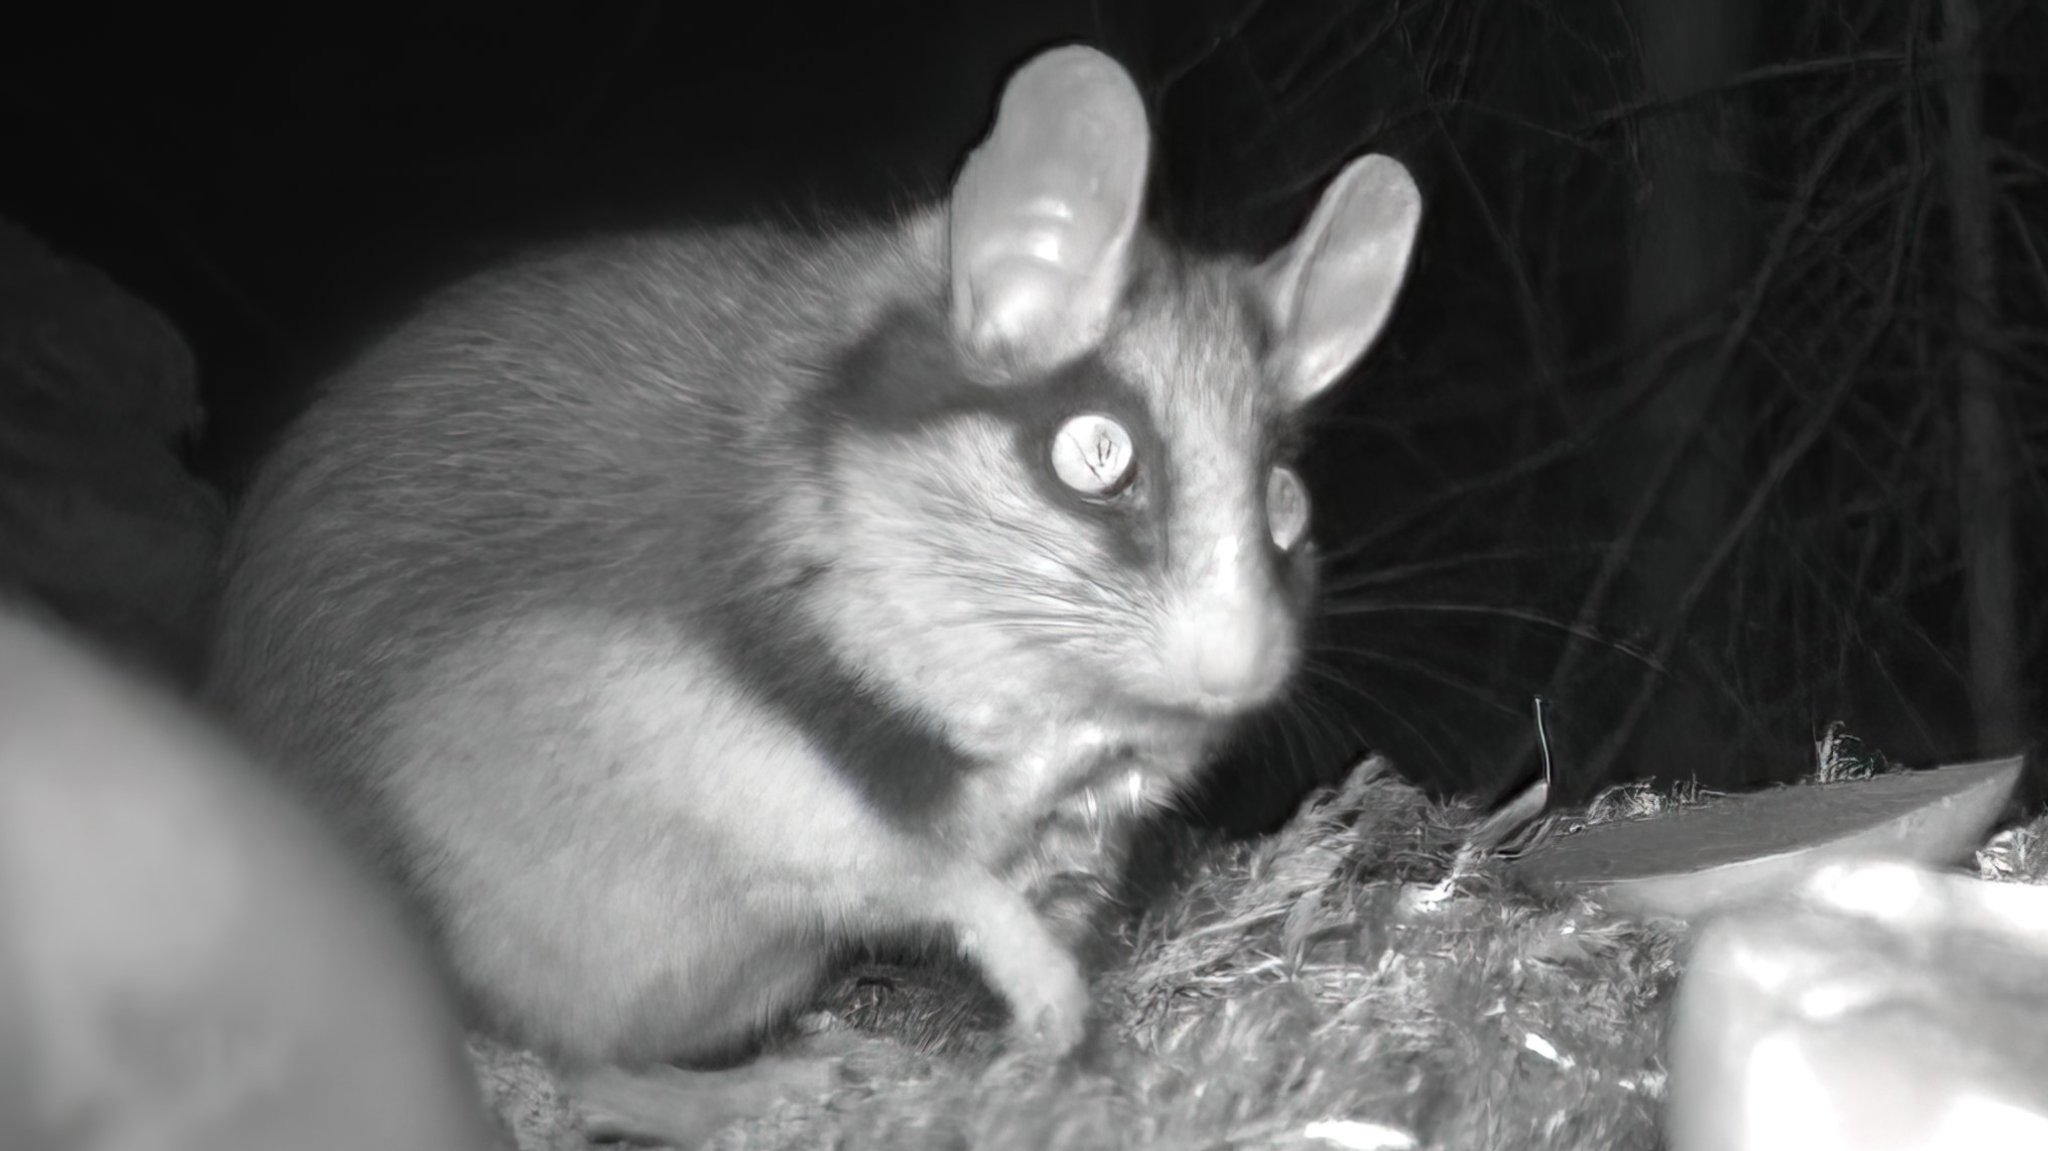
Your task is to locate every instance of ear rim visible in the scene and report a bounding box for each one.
[947,44,1150,375]
[1256,152,1423,403]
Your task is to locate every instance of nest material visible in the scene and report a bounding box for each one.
[463,734,2048,1151]
[476,758,1698,1150]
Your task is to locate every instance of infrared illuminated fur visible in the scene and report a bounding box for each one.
[207,44,1421,1146]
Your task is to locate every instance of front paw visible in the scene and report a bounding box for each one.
[1004,945,1091,1056]
[937,871,1095,1059]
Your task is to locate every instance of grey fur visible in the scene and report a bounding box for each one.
[206,45,1420,1145]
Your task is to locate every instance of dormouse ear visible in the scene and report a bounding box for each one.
[1255,153,1422,403]
[949,45,1149,374]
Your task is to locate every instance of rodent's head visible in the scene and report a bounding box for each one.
[799,45,1421,730]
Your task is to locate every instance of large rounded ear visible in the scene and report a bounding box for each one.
[1256,153,1422,403]
[948,45,1149,374]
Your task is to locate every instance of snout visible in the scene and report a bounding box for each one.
[1158,536,1301,714]
[1162,603,1297,713]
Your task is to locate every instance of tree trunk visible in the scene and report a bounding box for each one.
[1590,0,1757,787]
[1941,0,2023,752]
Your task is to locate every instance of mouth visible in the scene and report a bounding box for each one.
[1183,690,1259,718]
[1085,658,1298,728]
[1130,683,1283,725]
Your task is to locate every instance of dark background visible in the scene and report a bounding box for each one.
[5,1,2043,833]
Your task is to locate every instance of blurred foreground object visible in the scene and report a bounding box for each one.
[0,604,503,1151]
[1508,756,2022,920]
[0,218,224,683]
[1666,858,2048,1151]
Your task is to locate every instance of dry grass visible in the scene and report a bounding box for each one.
[718,759,1684,1151]
[469,744,2046,1151]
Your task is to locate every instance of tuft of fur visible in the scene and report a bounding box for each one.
[476,760,1690,1151]
[738,761,1682,1151]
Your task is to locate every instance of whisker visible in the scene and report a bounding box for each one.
[1294,659,1390,714]
[1303,672,1455,774]
[1318,545,1595,595]
[1290,687,1371,768]
[1306,649,1525,715]
[1316,600,1662,669]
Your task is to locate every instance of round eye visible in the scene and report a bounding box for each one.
[1050,413,1136,498]
[1267,465,1310,551]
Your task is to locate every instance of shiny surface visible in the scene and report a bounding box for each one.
[1667,859,2048,1151]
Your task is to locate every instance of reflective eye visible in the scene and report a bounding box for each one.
[1050,413,1136,498]
[1267,465,1309,551]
